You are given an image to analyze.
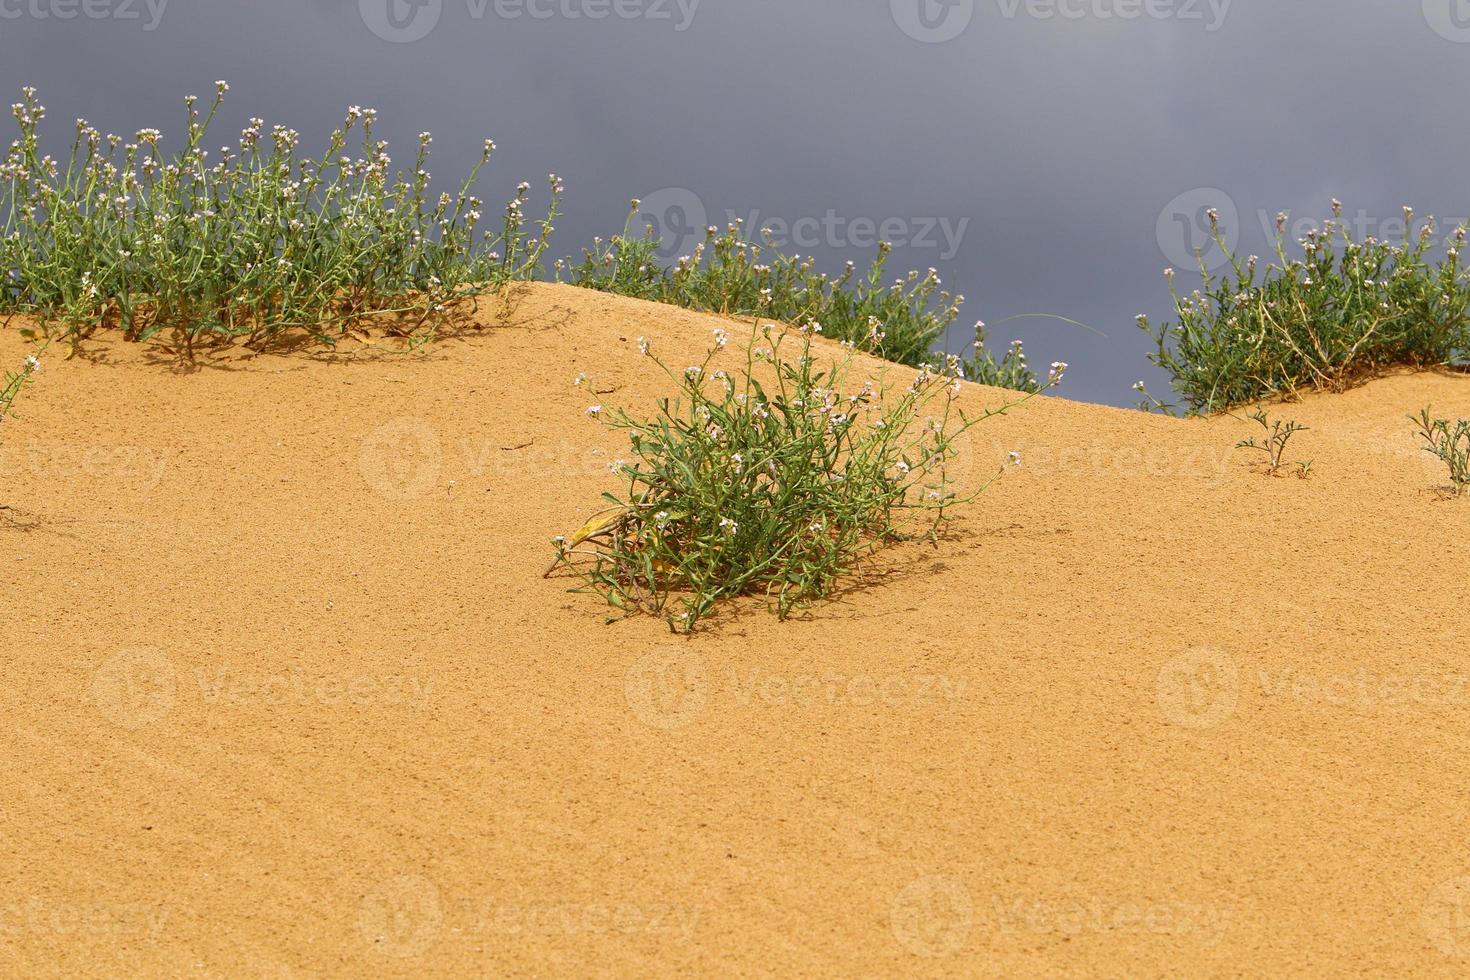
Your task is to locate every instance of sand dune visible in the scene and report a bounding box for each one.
[2,282,1469,976]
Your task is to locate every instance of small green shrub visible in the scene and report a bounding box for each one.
[1413,409,1470,495]
[1139,202,1470,413]
[561,205,1037,389]
[0,340,44,424]
[1235,408,1310,478]
[0,84,559,357]
[548,319,1053,632]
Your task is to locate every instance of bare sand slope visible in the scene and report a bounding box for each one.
[2,282,1469,977]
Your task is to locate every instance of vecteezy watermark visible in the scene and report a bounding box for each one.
[1156,648,1470,730]
[358,416,636,501]
[357,874,701,960]
[1423,0,1470,43]
[90,647,177,731]
[472,900,701,942]
[359,0,700,43]
[891,0,976,43]
[0,0,168,30]
[90,648,435,729]
[889,875,1235,957]
[994,0,1231,29]
[192,665,434,709]
[988,895,1232,938]
[978,437,1234,483]
[629,187,708,264]
[630,187,969,264]
[892,0,1230,42]
[624,647,969,731]
[1424,876,1470,957]
[0,442,174,492]
[359,875,444,959]
[1155,647,1239,730]
[890,875,975,957]
[624,647,709,731]
[0,899,169,940]
[1255,668,1469,710]
[359,417,444,501]
[1157,188,1240,273]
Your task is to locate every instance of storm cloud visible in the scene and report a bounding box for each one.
[2,0,1465,404]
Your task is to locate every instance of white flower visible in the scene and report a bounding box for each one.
[23,355,40,373]
[1008,451,1022,467]
[637,336,650,355]
[572,372,588,387]
[685,366,702,379]
[711,328,728,349]
[895,461,911,475]
[586,405,603,417]
[1048,361,1068,385]
[719,517,738,535]
[608,459,626,475]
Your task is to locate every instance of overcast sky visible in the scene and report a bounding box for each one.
[3,0,1468,404]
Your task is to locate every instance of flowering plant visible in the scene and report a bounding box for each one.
[0,84,558,358]
[549,319,1056,632]
[1139,201,1470,413]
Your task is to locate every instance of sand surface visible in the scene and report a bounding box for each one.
[2,282,1469,977]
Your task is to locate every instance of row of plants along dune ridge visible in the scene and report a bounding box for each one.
[1136,202,1470,415]
[0,84,1034,388]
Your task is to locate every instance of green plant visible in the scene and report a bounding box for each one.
[1413,409,1470,495]
[1236,407,1310,477]
[1139,202,1470,414]
[561,207,1036,386]
[0,340,43,424]
[0,84,559,358]
[547,320,1053,632]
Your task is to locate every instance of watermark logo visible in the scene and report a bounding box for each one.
[995,0,1231,30]
[0,443,174,493]
[90,647,177,731]
[890,875,974,957]
[359,0,443,42]
[1424,876,1470,956]
[359,417,443,501]
[631,188,708,264]
[358,875,443,959]
[473,900,701,941]
[1156,647,1238,730]
[1157,188,1239,273]
[891,0,975,43]
[360,0,699,41]
[1424,0,1470,43]
[624,647,708,730]
[634,188,970,263]
[0,0,169,30]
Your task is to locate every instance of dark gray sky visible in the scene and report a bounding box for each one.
[3,0,1468,405]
